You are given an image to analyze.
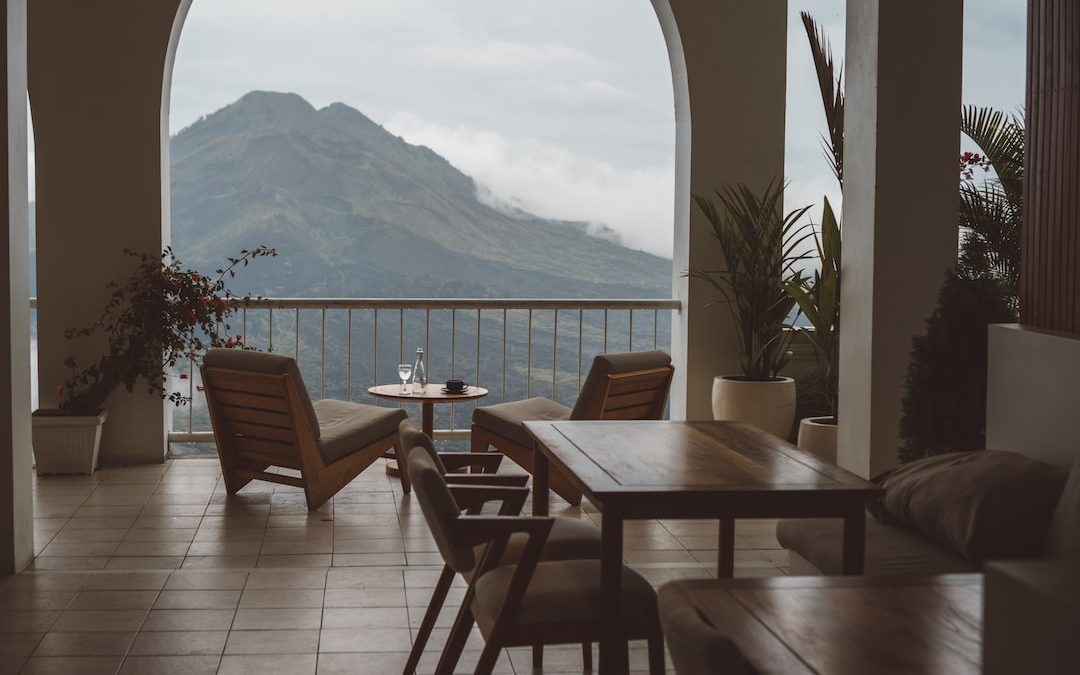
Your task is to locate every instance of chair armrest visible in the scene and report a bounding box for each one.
[440,452,504,474]
[444,474,530,487]
[449,484,530,516]
[455,515,555,622]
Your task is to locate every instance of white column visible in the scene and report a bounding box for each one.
[839,0,963,477]
[29,1,186,464]
[0,0,33,574]
[655,0,788,420]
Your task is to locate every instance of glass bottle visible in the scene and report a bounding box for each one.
[412,347,427,393]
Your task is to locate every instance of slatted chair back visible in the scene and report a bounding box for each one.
[406,448,477,574]
[201,353,322,492]
[571,350,674,421]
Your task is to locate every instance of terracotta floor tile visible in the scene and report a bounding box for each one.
[218,653,316,675]
[67,591,159,611]
[164,571,248,591]
[19,655,124,674]
[232,608,321,631]
[153,590,241,610]
[317,628,412,653]
[238,589,324,609]
[32,631,135,656]
[81,572,169,591]
[223,629,319,655]
[140,609,235,632]
[116,655,220,675]
[127,631,227,656]
[51,610,148,633]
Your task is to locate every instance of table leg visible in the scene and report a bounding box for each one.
[718,516,735,578]
[532,441,549,517]
[599,509,624,675]
[842,507,866,575]
[422,401,435,438]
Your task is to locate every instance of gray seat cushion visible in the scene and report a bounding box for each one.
[314,400,406,465]
[776,515,978,576]
[658,581,757,675]
[472,559,656,630]
[204,348,320,438]
[472,397,571,447]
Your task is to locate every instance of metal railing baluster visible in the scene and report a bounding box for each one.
[526,309,533,398]
[320,308,326,399]
[347,309,353,401]
[577,308,583,391]
[501,308,507,403]
[373,308,379,404]
[603,309,609,354]
[629,309,634,351]
[268,309,273,352]
[552,309,558,399]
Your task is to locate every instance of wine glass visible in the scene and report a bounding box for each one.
[397,363,413,394]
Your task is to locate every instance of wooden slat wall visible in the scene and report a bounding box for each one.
[1024,0,1080,333]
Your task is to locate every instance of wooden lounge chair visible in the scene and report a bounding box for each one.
[471,350,674,505]
[398,419,601,674]
[405,446,664,675]
[201,349,406,510]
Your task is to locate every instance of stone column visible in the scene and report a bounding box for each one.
[655,0,788,420]
[839,0,963,477]
[0,0,33,574]
[28,0,186,464]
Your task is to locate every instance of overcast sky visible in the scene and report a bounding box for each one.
[167,0,1027,258]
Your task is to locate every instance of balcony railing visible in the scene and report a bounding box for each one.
[168,297,681,450]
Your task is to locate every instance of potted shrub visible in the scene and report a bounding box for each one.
[785,198,841,461]
[690,181,811,438]
[33,246,275,474]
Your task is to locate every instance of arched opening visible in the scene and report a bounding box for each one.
[163,0,681,452]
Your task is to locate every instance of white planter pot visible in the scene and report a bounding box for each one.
[32,410,108,475]
[797,416,838,463]
[711,376,796,439]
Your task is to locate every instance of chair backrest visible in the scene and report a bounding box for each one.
[399,418,447,475]
[406,447,476,574]
[570,350,674,421]
[201,349,320,470]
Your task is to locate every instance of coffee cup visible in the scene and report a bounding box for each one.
[445,379,466,393]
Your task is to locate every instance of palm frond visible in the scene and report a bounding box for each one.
[801,11,844,188]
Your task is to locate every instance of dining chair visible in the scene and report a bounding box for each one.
[201,348,406,510]
[406,445,664,675]
[398,419,601,674]
[471,350,674,504]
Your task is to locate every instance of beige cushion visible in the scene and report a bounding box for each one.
[314,400,406,465]
[658,581,757,675]
[1046,453,1080,557]
[472,559,656,630]
[473,517,601,569]
[472,397,571,447]
[776,515,978,576]
[204,349,320,439]
[571,350,671,419]
[873,450,1067,562]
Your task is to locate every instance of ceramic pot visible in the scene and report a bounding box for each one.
[31,409,108,475]
[797,416,838,463]
[711,376,796,439]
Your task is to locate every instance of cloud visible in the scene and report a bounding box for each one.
[412,40,599,75]
[386,112,675,258]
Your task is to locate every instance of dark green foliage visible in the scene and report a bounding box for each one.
[898,272,1017,464]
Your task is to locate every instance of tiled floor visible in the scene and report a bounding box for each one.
[1,458,789,674]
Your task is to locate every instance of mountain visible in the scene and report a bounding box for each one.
[170,91,671,299]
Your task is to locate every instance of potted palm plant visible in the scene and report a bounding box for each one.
[691,181,811,438]
[785,198,841,461]
[33,246,275,474]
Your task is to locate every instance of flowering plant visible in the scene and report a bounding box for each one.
[55,246,276,416]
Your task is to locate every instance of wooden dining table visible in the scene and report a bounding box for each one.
[662,574,983,674]
[524,420,883,675]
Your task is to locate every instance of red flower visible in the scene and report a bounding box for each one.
[224,337,234,347]
[191,273,201,282]
[178,373,189,380]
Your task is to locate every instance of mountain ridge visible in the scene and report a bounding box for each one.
[170,91,671,299]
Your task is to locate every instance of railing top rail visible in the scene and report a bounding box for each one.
[29,297,680,311]
[235,298,680,311]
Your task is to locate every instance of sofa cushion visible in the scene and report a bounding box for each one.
[776,515,977,576]
[472,397,571,447]
[873,450,1068,563]
[1045,453,1080,558]
[314,400,406,465]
